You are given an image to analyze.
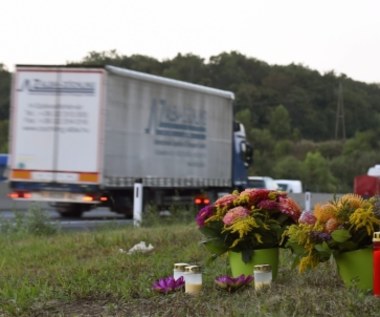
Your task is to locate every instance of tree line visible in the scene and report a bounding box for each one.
[1,50,380,192]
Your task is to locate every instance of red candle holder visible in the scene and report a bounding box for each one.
[373,232,380,296]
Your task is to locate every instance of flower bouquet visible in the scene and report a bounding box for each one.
[284,194,380,272]
[196,188,301,263]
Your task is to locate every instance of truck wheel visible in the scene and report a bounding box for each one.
[110,196,133,219]
[55,203,85,218]
[58,210,84,218]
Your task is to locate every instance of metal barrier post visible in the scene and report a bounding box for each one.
[305,191,311,211]
[133,178,143,226]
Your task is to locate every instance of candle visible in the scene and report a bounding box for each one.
[184,265,202,295]
[253,264,272,290]
[373,232,380,296]
[173,262,189,280]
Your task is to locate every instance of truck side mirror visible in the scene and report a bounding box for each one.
[240,141,253,167]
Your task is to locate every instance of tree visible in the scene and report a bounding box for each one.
[161,53,209,85]
[0,120,8,152]
[0,66,11,121]
[301,151,338,192]
[273,156,303,179]
[268,105,292,140]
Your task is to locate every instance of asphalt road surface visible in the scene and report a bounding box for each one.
[0,206,132,231]
[0,182,343,231]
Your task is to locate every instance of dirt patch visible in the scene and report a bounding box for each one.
[30,297,192,317]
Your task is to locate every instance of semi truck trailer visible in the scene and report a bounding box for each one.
[8,65,252,217]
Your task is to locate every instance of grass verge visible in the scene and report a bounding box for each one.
[0,216,380,316]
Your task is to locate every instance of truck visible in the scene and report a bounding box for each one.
[354,164,380,198]
[0,153,9,181]
[8,65,252,217]
[354,175,380,198]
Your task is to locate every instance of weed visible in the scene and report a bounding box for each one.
[0,204,58,236]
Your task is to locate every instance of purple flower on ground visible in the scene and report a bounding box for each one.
[152,276,185,294]
[215,274,253,292]
[196,205,215,228]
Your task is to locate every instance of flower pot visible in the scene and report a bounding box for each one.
[334,248,373,291]
[228,248,279,279]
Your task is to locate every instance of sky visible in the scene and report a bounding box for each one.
[1,0,380,83]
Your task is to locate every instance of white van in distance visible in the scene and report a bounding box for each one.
[247,176,279,190]
[274,179,303,193]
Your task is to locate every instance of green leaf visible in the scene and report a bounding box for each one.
[201,238,227,255]
[314,241,330,253]
[314,242,332,261]
[331,229,351,243]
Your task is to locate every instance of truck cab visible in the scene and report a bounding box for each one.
[232,121,252,189]
[0,154,9,182]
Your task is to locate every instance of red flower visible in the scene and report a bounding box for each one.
[239,188,271,206]
[257,199,279,210]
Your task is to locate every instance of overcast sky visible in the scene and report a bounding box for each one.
[1,0,379,83]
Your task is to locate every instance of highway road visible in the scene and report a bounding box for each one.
[0,182,343,231]
[0,183,132,230]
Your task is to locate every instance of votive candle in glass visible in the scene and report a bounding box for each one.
[184,265,202,294]
[253,264,272,290]
[173,262,189,280]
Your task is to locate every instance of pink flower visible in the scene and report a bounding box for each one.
[299,211,317,225]
[257,199,279,210]
[277,197,301,222]
[223,206,250,225]
[214,193,238,209]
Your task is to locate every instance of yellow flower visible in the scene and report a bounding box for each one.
[349,206,380,236]
[223,217,261,248]
[338,194,364,210]
[298,254,320,273]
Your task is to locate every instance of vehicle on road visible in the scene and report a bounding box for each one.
[8,65,252,218]
[354,164,380,197]
[0,153,8,182]
[247,176,278,190]
[275,179,303,193]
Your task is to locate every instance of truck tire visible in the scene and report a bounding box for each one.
[110,195,133,219]
[55,203,87,218]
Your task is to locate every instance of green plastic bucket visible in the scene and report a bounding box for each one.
[334,248,373,291]
[229,248,279,279]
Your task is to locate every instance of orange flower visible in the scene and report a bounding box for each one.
[325,217,340,233]
[314,203,337,223]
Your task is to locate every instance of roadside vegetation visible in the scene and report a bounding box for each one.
[1,207,380,316]
[2,52,380,192]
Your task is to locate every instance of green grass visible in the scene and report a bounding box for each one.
[1,211,380,316]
